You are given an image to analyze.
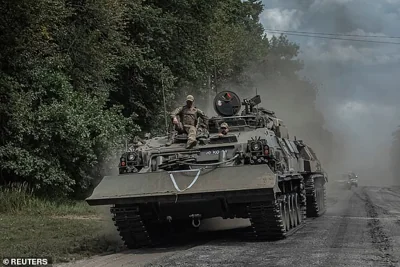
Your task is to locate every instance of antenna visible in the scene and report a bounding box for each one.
[212,43,217,96]
[208,34,218,97]
[161,76,169,135]
[214,57,217,95]
[256,87,259,110]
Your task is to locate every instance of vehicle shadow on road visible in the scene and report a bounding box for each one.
[109,226,256,256]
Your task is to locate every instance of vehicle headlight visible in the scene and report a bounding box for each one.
[251,142,261,151]
[128,153,136,161]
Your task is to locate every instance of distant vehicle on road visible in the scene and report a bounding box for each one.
[344,172,358,190]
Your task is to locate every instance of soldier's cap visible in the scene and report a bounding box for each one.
[186,95,194,102]
[220,122,228,128]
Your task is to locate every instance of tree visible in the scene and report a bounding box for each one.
[0,0,134,198]
[0,0,334,198]
[108,0,269,131]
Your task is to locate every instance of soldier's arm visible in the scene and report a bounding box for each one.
[170,106,183,120]
[197,109,209,127]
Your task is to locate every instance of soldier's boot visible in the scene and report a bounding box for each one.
[185,125,197,149]
[165,134,172,146]
[166,135,173,146]
[165,129,176,146]
[186,139,197,149]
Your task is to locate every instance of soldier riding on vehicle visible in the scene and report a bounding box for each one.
[218,122,229,137]
[169,95,209,149]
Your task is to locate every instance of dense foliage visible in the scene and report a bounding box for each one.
[0,0,333,198]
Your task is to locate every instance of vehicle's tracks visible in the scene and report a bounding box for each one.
[316,191,367,266]
[363,188,399,267]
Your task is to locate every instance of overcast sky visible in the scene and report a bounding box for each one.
[259,0,400,175]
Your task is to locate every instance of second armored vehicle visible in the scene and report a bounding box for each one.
[86,90,328,248]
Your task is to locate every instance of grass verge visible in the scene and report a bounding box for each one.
[0,183,122,263]
[0,182,95,215]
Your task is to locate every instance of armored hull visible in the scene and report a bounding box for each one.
[86,90,328,248]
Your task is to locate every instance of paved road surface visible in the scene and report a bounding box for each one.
[57,186,400,267]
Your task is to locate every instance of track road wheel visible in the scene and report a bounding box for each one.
[247,193,305,241]
[294,193,302,225]
[291,193,298,227]
[111,205,152,249]
[280,200,287,232]
[306,175,327,217]
[282,196,290,232]
[247,200,285,241]
[287,194,294,228]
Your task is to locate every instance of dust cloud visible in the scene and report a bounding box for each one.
[91,153,125,249]
[93,205,124,249]
[251,70,398,188]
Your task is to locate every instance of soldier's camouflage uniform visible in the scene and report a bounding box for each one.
[170,100,208,148]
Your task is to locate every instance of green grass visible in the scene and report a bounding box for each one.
[0,182,95,215]
[0,183,122,263]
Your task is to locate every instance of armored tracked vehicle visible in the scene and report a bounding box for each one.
[86,91,328,248]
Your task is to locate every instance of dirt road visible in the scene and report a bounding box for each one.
[57,186,400,267]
